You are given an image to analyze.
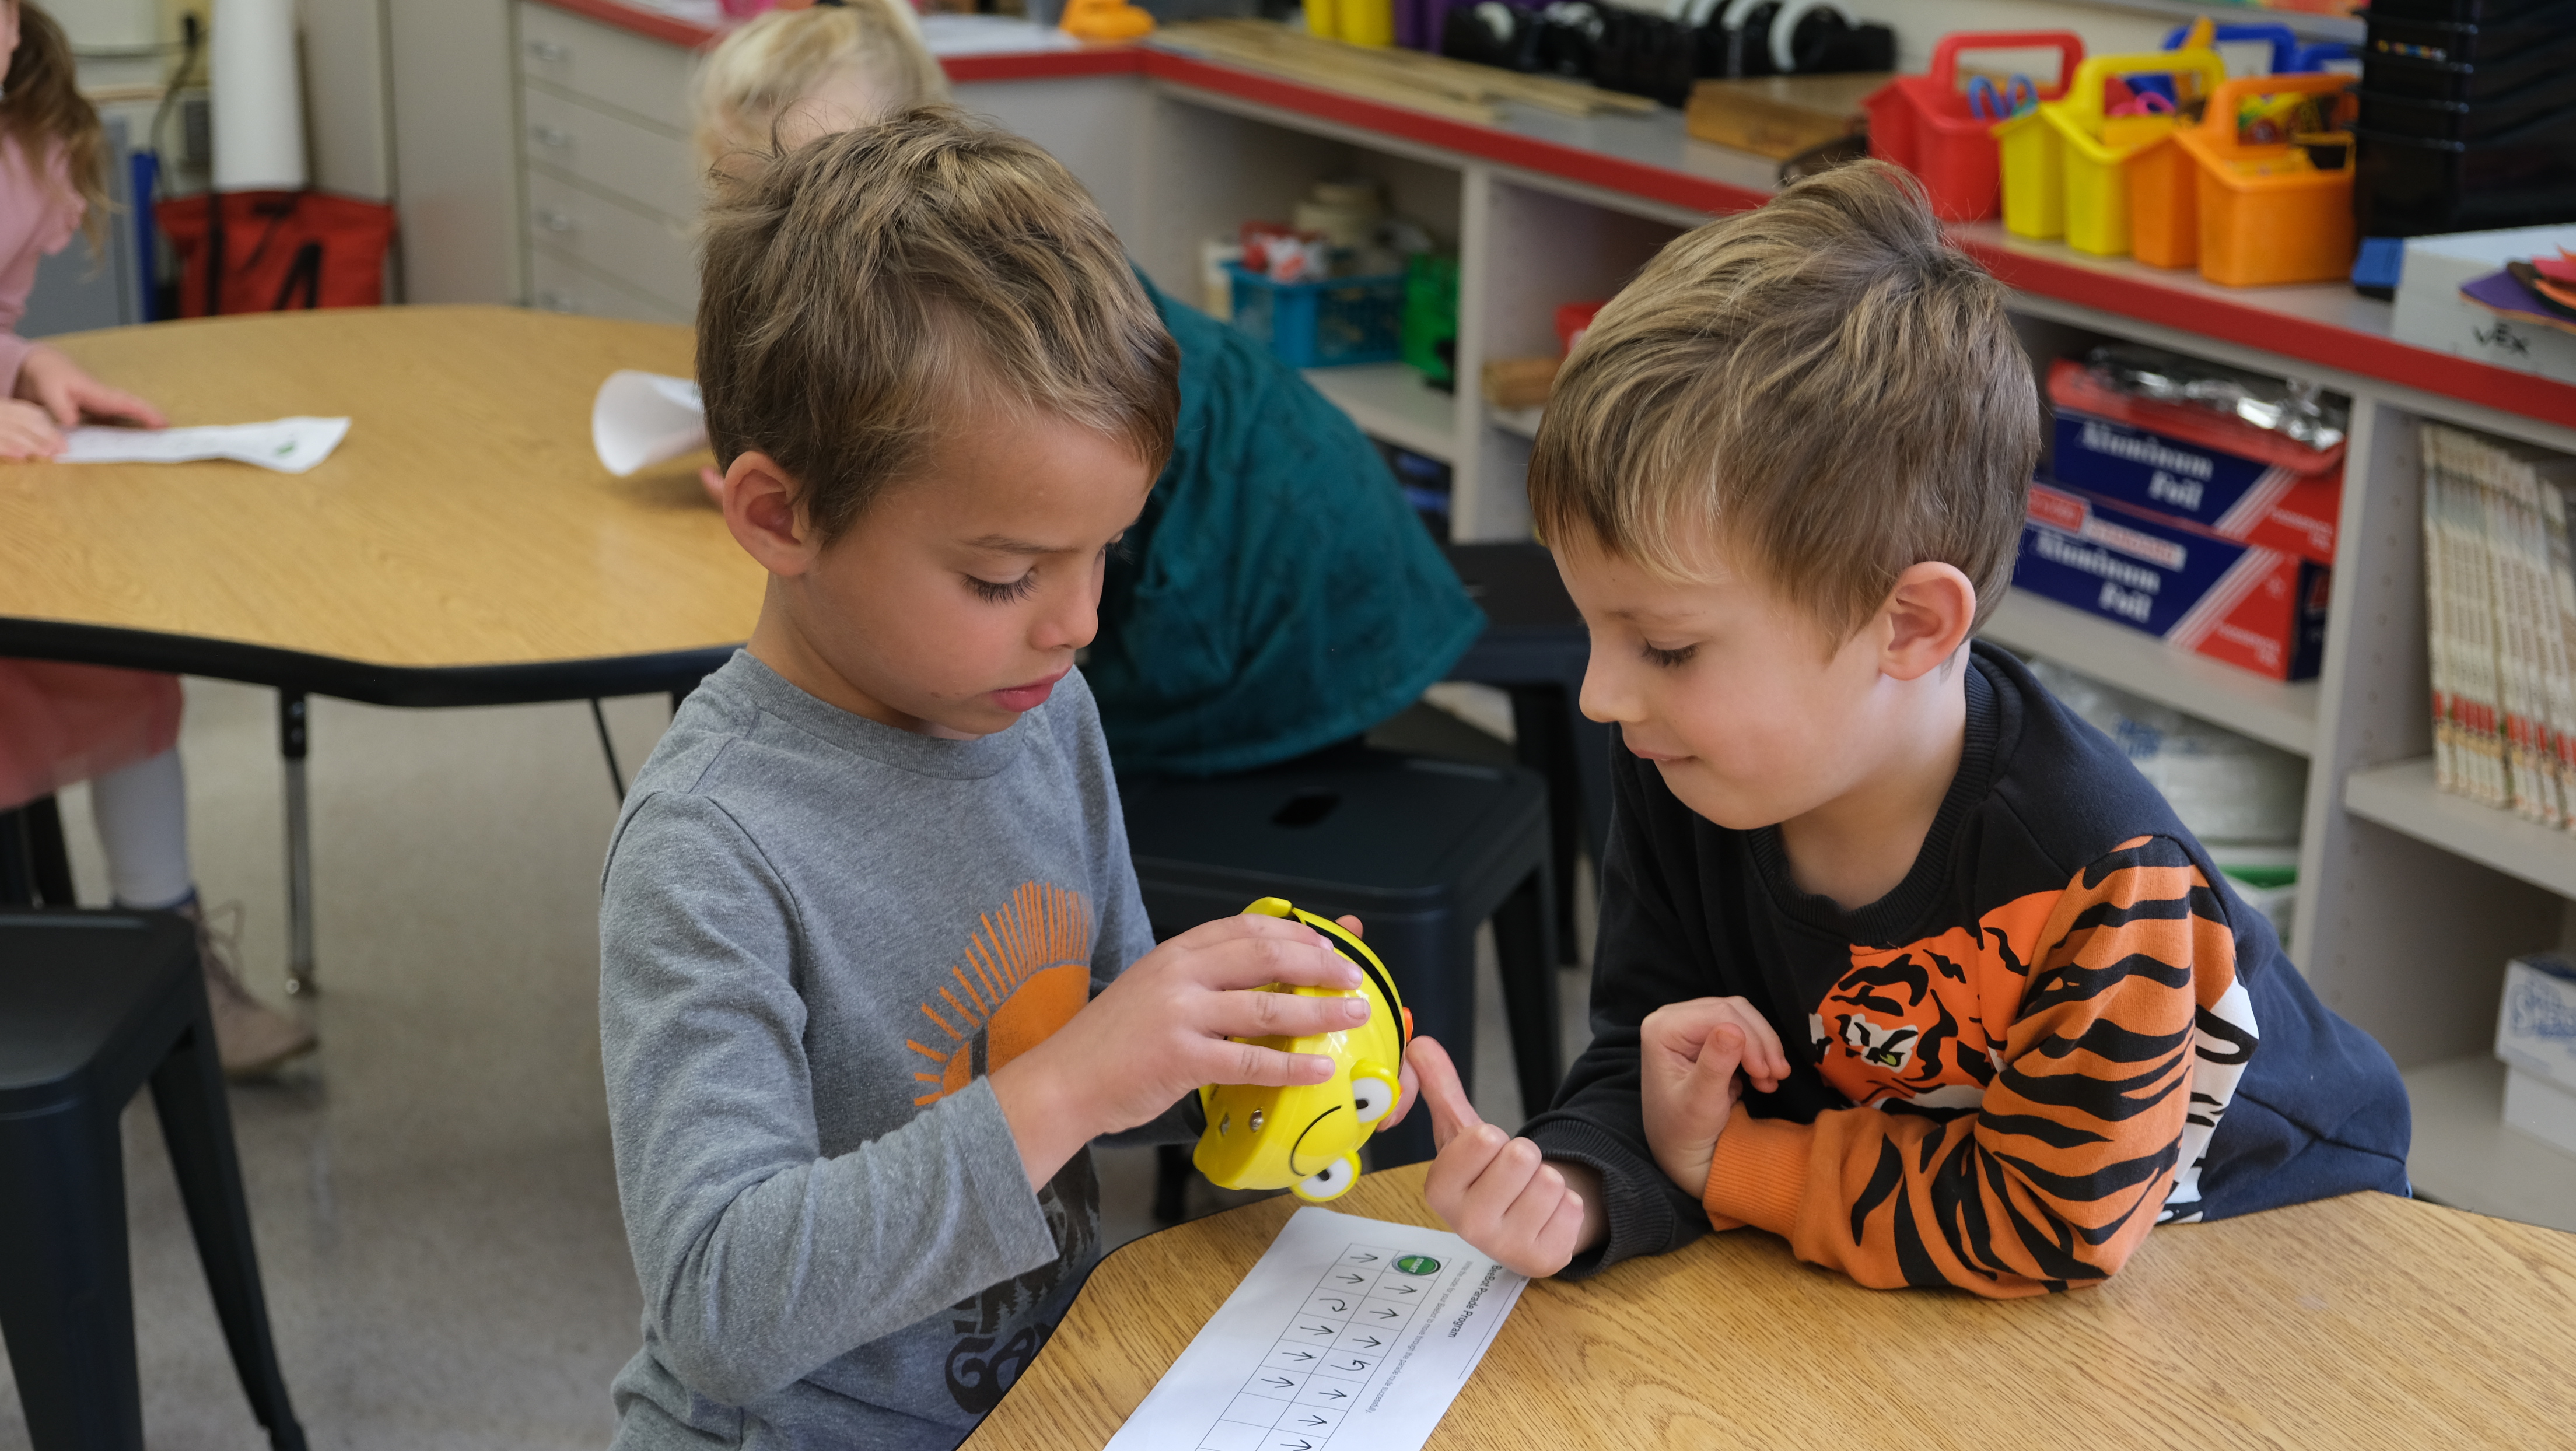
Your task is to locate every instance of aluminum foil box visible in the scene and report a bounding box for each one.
[2014,482,2330,681]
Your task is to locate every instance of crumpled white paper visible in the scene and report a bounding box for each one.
[591,370,708,478]
[58,416,351,474]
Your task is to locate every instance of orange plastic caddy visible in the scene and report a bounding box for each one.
[2172,72,2357,287]
[1864,31,2084,223]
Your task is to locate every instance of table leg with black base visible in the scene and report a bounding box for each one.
[279,691,314,996]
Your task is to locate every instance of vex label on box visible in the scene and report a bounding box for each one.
[2015,483,2330,681]
[2498,953,2576,1094]
[2046,359,2343,565]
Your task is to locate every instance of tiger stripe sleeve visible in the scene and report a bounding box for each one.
[1701,836,2227,1298]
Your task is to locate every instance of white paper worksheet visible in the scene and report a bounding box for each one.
[1105,1208,1528,1451]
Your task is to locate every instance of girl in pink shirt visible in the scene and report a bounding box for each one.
[1,0,310,1075]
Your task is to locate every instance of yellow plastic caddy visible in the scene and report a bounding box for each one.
[1996,48,2224,247]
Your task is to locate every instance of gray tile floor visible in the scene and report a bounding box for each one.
[0,679,1592,1449]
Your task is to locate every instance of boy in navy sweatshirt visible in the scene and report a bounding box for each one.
[1404,161,2410,1296]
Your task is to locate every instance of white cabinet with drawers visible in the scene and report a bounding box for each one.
[516,1,701,324]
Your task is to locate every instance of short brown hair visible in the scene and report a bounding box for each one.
[1530,160,2038,639]
[696,106,1179,542]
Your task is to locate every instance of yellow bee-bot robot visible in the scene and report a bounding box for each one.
[1194,896,1413,1203]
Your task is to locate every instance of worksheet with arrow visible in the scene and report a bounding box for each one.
[1104,1208,1528,1451]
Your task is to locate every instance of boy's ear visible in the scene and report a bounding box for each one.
[1877,561,1977,682]
[722,450,820,577]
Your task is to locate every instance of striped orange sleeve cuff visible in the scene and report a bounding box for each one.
[1703,1113,1812,1236]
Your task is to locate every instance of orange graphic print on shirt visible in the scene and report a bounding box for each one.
[1810,891,2060,1114]
[906,881,1096,1106]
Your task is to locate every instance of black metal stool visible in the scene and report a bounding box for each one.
[1122,746,1558,1215]
[0,909,307,1451]
[1443,542,1610,964]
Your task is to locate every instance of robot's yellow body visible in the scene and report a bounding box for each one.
[1194,897,1412,1203]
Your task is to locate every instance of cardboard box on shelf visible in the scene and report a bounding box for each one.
[2014,482,2329,681]
[2395,225,2576,388]
[2046,359,2343,565]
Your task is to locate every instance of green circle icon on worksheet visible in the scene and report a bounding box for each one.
[1394,1254,1440,1275]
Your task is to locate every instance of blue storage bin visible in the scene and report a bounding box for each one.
[1225,262,1405,368]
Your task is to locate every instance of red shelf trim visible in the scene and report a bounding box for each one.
[534,0,718,49]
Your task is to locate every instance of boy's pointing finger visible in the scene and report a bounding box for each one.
[1406,1036,1480,1150]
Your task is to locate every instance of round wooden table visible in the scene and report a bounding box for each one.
[0,306,763,986]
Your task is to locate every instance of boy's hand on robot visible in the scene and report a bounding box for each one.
[1639,997,1790,1200]
[1042,912,1379,1136]
[1412,1036,1589,1279]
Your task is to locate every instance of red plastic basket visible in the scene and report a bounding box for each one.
[1863,31,2085,222]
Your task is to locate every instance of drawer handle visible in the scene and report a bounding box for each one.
[538,289,580,313]
[531,124,573,148]
[528,40,570,62]
[537,208,575,233]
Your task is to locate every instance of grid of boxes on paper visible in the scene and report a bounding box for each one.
[1199,1242,1428,1451]
[2421,422,2576,825]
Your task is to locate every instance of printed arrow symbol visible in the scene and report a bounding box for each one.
[1385,1285,1416,1294]
[1263,1376,1296,1388]
[1339,1359,1368,1371]
[1350,1336,1382,1348]
[1299,1324,1335,1337]
[1351,1253,1378,1263]
[1280,1441,1314,1451]
[1298,1415,1329,1427]
[1318,1298,1348,1312]
[1282,1350,1315,1361]
[1335,1273,1367,1284]
[1370,1308,1401,1319]
[1317,1389,1349,1400]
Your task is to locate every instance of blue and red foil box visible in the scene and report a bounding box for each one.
[2011,360,2341,681]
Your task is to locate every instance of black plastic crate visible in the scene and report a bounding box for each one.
[2361,31,2576,102]
[2354,100,2576,236]
[2357,72,2576,141]
[2366,0,2576,60]
[2362,0,2566,17]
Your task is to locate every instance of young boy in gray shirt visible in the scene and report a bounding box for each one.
[598,110,1403,1449]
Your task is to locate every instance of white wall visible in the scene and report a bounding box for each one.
[386,0,521,304]
[303,0,396,204]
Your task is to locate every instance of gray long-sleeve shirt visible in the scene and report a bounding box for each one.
[600,652,1155,1449]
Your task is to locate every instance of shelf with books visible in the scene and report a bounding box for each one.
[2399,1057,2576,1236]
[1304,363,1458,465]
[2344,758,2576,902]
[1979,590,2319,758]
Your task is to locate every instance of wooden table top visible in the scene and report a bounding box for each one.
[0,306,763,702]
[968,1163,2576,1450]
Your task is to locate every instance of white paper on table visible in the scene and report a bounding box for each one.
[58,416,351,474]
[591,370,708,478]
[1105,1207,1528,1451]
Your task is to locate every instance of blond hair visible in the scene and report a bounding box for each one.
[696,106,1178,543]
[1530,160,2038,640]
[691,0,951,174]
[3,2,109,249]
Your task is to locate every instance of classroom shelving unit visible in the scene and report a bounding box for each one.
[523,0,2576,1230]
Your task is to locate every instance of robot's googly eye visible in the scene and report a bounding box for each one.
[1295,1155,1357,1203]
[1249,1109,1265,1133]
[1219,1113,1230,1136]
[1350,1074,1395,1124]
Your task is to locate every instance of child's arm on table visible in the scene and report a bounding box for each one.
[1658,837,2216,1298]
[601,795,1363,1404]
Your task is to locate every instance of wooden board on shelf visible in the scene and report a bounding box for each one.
[1978,590,2319,757]
[1684,72,1886,160]
[1154,20,1661,127]
[2345,757,2576,900]
[2402,1057,2576,1235]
